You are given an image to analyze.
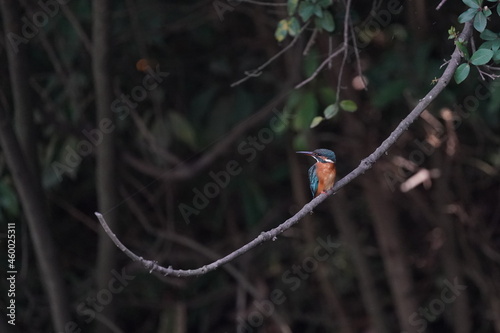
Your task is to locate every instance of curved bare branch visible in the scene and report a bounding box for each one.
[96,21,473,277]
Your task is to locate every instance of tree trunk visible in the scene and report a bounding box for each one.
[0,1,70,331]
[432,153,471,333]
[1,0,37,175]
[362,175,419,333]
[0,101,71,333]
[331,191,389,333]
[92,1,119,331]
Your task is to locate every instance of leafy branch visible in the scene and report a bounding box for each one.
[454,0,500,83]
[95,21,473,277]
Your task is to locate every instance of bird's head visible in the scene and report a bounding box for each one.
[296,149,336,164]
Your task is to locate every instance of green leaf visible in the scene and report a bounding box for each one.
[458,8,478,23]
[339,100,358,112]
[288,17,301,36]
[480,39,500,51]
[480,29,498,40]
[316,11,335,32]
[493,50,500,62]
[169,112,197,149]
[470,48,494,64]
[490,39,500,51]
[293,92,318,131]
[303,48,319,77]
[275,19,289,42]
[463,0,481,8]
[448,26,457,39]
[484,7,492,16]
[310,116,324,128]
[474,12,487,32]
[287,0,299,15]
[293,132,308,151]
[454,63,470,84]
[313,4,323,17]
[372,79,406,108]
[498,4,500,16]
[324,103,339,119]
[317,0,332,7]
[286,91,303,110]
[299,2,316,21]
[319,87,336,105]
[455,40,470,60]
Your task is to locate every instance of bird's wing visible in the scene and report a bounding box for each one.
[308,164,318,197]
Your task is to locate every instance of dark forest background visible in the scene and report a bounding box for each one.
[0,0,499,332]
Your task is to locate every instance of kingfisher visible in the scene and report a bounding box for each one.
[297,149,337,197]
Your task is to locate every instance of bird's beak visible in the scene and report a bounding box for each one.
[296,151,313,156]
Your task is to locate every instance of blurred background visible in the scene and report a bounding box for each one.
[1,0,500,332]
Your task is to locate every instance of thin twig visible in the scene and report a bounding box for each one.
[294,45,346,89]
[60,5,92,53]
[436,0,448,10]
[303,28,318,56]
[328,36,333,69]
[349,13,367,90]
[96,22,473,278]
[296,0,354,91]
[334,0,353,103]
[129,108,184,165]
[231,22,309,87]
[478,69,500,80]
[124,87,293,181]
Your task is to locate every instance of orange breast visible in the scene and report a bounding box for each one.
[315,163,336,197]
